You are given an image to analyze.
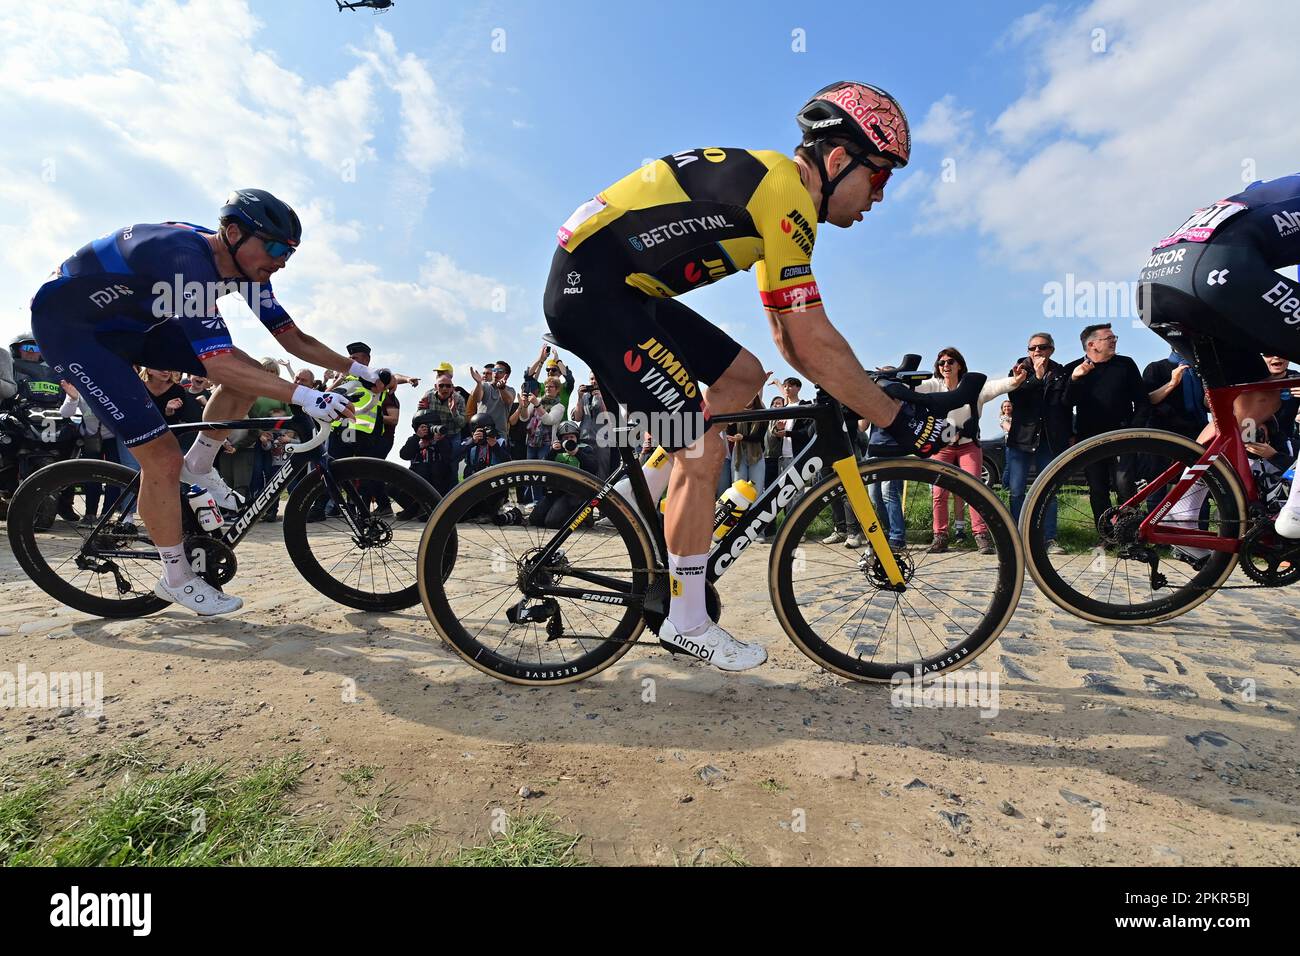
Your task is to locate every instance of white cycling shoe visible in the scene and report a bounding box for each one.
[1275,505,1300,539]
[658,619,767,672]
[154,576,244,616]
[180,465,245,511]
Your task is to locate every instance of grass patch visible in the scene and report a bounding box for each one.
[444,814,585,867]
[759,778,788,794]
[2,754,412,866]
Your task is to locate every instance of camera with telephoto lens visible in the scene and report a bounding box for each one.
[561,437,579,453]
[492,506,524,527]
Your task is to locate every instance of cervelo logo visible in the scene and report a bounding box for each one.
[715,457,823,573]
[1262,280,1300,323]
[1275,210,1300,238]
[89,284,133,309]
[628,213,733,251]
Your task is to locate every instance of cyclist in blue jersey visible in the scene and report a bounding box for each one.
[29,189,399,615]
[1138,173,1300,538]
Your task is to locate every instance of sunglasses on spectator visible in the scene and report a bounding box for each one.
[435,384,452,389]
[19,343,41,353]
[258,235,296,259]
[937,358,959,366]
[1027,344,1053,351]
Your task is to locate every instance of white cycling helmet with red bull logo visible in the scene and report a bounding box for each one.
[796,81,910,221]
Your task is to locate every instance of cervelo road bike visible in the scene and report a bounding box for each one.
[417,347,1024,685]
[7,390,440,618]
[1020,333,1300,624]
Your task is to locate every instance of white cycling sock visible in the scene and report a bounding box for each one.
[184,434,222,475]
[159,542,193,587]
[667,551,708,635]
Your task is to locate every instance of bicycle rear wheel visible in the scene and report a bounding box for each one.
[770,458,1023,682]
[417,460,657,684]
[6,459,168,618]
[1020,429,1245,625]
[283,457,442,612]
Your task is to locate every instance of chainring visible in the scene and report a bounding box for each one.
[641,580,722,637]
[185,535,238,587]
[1239,522,1300,587]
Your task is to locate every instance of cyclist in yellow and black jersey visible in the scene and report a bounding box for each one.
[544,81,945,673]
[555,147,823,313]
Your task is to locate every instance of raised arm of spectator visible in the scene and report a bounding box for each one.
[527,343,550,382]
[1147,362,1187,406]
[978,372,1024,407]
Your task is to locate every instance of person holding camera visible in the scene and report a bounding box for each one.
[460,411,510,520]
[529,420,600,528]
[403,414,460,495]
[572,372,617,479]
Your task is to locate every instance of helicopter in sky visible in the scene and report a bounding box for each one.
[336,0,394,12]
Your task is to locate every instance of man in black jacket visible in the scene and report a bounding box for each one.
[1063,323,1149,523]
[1005,332,1071,551]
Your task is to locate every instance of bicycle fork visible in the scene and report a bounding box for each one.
[832,456,906,589]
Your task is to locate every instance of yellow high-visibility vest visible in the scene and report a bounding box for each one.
[331,375,382,436]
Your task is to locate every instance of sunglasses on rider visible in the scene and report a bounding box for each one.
[860,154,893,191]
[258,234,297,259]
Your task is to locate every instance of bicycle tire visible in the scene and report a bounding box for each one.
[6,459,168,618]
[283,457,441,611]
[417,460,657,685]
[770,457,1024,682]
[1019,428,1245,625]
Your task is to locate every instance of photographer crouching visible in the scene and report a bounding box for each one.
[528,420,599,529]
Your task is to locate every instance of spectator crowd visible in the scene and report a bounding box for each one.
[4,324,1299,540]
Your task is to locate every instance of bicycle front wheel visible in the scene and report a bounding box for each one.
[770,457,1024,682]
[1020,429,1245,625]
[283,457,441,611]
[417,460,657,685]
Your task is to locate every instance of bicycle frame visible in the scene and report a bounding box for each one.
[1131,375,1300,553]
[80,418,360,561]
[519,389,905,608]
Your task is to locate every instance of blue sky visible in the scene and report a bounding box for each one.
[2,0,1298,432]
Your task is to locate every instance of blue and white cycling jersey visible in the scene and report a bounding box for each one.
[29,222,297,446]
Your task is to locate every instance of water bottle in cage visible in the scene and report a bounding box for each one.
[186,484,225,532]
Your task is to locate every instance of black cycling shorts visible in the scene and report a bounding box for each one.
[542,234,744,449]
[1137,233,1300,387]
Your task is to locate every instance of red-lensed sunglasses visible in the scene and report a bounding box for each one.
[865,159,893,191]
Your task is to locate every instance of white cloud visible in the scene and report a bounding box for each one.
[913,0,1300,277]
[0,0,492,367]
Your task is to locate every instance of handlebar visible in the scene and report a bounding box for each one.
[867,354,987,416]
[284,384,375,456]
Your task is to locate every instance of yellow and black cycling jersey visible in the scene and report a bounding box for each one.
[556,148,821,314]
